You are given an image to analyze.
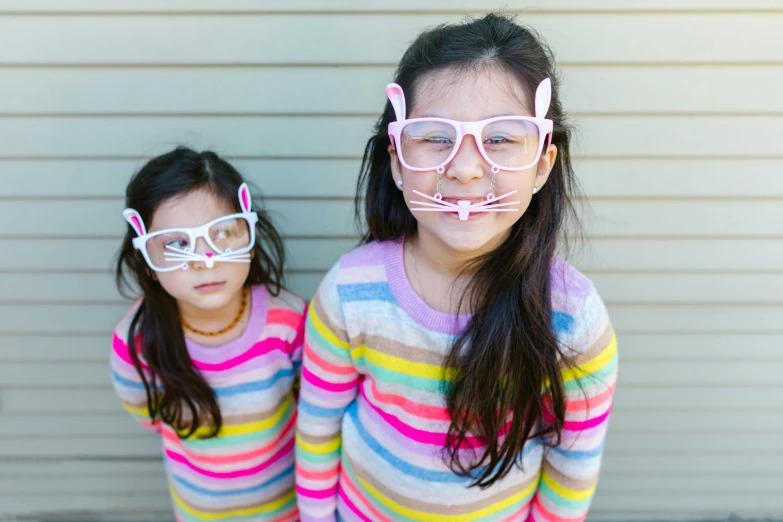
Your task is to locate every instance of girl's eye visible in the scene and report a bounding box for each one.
[485,136,514,145]
[166,239,189,250]
[423,135,454,144]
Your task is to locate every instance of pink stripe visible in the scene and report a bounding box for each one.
[367,378,450,421]
[165,437,294,479]
[295,462,339,482]
[190,337,287,371]
[499,499,533,522]
[339,471,393,522]
[304,343,356,375]
[289,304,307,353]
[113,333,149,369]
[303,366,359,393]
[544,405,611,432]
[531,496,583,522]
[296,483,338,500]
[162,413,295,465]
[359,386,488,448]
[500,498,533,522]
[338,486,377,522]
[115,332,291,373]
[546,383,615,412]
[268,308,304,330]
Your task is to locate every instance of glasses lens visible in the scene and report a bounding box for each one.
[482,119,541,169]
[146,231,191,270]
[399,120,458,169]
[209,217,252,253]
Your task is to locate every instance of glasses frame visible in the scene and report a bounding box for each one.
[130,213,258,272]
[122,182,258,272]
[386,78,554,173]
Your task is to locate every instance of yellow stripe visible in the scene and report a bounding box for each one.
[124,402,149,417]
[309,302,350,351]
[351,344,453,381]
[170,482,295,519]
[561,334,617,383]
[541,470,596,501]
[296,433,342,455]
[181,395,293,438]
[124,394,292,438]
[354,472,536,522]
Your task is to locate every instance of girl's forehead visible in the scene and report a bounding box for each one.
[149,188,235,231]
[410,67,532,119]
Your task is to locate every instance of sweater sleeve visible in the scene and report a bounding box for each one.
[295,264,360,522]
[529,287,618,522]
[290,302,307,397]
[110,326,162,434]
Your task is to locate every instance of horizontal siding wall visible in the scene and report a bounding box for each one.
[0,1,781,520]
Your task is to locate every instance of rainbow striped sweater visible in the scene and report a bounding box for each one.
[295,240,618,522]
[110,285,306,522]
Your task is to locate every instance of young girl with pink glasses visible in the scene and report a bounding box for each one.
[295,14,618,522]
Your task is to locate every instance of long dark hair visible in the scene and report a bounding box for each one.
[115,147,286,438]
[356,14,582,487]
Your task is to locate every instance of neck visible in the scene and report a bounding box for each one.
[412,227,506,278]
[178,287,246,332]
[406,229,505,315]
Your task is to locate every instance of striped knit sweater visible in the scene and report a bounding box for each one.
[295,240,618,522]
[111,284,306,522]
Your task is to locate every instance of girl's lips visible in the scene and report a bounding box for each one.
[195,281,226,292]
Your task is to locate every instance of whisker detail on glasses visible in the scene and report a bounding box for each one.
[408,200,459,210]
[410,191,461,208]
[464,208,519,213]
[471,202,520,209]
[469,191,519,208]
[164,245,196,255]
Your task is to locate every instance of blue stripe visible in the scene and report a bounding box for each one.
[552,311,575,334]
[299,399,347,418]
[112,367,293,397]
[338,282,395,303]
[111,369,148,390]
[347,402,472,483]
[349,401,544,484]
[550,440,605,460]
[171,463,294,497]
[213,368,294,397]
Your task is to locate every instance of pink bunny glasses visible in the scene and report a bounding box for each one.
[386,78,554,221]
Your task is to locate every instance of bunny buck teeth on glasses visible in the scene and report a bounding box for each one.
[122,183,258,272]
[386,77,554,221]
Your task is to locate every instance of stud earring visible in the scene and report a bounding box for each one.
[532,186,539,195]
[396,179,403,189]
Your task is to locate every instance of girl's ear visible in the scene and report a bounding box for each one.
[122,209,147,237]
[536,143,558,188]
[238,182,252,213]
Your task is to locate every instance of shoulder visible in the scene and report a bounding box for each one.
[267,285,307,316]
[113,298,144,345]
[550,256,612,356]
[264,286,307,347]
[317,240,394,298]
[308,240,395,332]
